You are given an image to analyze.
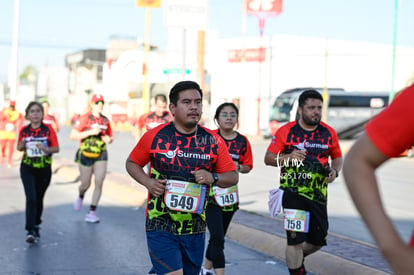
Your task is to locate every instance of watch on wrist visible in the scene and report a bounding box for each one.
[333,168,339,178]
[212,172,219,184]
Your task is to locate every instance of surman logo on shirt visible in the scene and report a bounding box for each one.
[160,148,211,160]
[294,140,306,151]
[160,148,179,158]
[295,139,328,150]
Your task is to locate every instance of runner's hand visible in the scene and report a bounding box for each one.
[148,179,167,198]
[326,168,337,183]
[191,170,212,185]
[102,135,112,144]
[289,149,306,162]
[89,128,101,136]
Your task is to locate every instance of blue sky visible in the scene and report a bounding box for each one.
[0,0,413,82]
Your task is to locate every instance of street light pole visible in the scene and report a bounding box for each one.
[142,8,151,113]
[135,0,161,113]
[390,0,399,102]
[256,17,266,137]
[9,0,20,101]
[245,0,282,136]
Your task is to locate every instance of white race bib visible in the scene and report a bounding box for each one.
[5,123,15,132]
[213,185,239,207]
[164,180,206,214]
[283,208,310,232]
[26,141,45,158]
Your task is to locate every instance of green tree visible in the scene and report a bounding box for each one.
[19,65,37,82]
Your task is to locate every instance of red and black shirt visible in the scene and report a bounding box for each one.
[74,112,113,151]
[138,111,173,131]
[18,123,59,168]
[267,121,342,205]
[129,122,236,235]
[208,129,253,211]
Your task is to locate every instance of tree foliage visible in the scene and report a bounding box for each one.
[19,65,37,81]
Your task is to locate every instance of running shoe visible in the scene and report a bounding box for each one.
[26,231,36,243]
[85,211,100,223]
[74,197,83,211]
[200,267,214,275]
[33,225,40,240]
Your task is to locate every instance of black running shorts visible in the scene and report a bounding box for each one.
[282,189,328,246]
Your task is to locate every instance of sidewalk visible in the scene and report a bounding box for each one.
[50,154,391,275]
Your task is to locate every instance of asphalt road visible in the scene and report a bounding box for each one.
[3,125,412,274]
[1,126,292,275]
[57,125,414,245]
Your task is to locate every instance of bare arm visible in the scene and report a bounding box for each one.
[125,157,166,198]
[233,161,251,174]
[326,157,343,183]
[343,133,414,274]
[191,169,238,188]
[16,139,59,154]
[239,164,251,174]
[102,135,113,144]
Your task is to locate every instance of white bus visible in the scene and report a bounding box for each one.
[268,87,389,139]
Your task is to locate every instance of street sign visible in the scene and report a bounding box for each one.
[136,0,161,8]
[246,0,282,16]
[164,0,208,29]
[163,68,191,75]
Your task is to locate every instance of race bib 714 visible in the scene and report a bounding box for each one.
[26,141,46,158]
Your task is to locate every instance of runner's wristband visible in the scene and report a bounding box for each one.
[332,168,339,178]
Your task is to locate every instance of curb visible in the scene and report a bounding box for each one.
[226,222,389,275]
[52,156,390,275]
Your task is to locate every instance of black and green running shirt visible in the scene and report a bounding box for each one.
[267,121,342,205]
[129,122,236,235]
[74,112,113,152]
[18,123,59,168]
[208,129,253,212]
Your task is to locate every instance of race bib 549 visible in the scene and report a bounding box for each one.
[164,180,206,214]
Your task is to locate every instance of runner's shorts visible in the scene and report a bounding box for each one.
[282,189,328,246]
[74,149,108,167]
[147,230,205,274]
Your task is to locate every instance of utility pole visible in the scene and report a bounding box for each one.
[245,0,283,136]
[136,0,161,113]
[390,0,399,102]
[9,0,20,101]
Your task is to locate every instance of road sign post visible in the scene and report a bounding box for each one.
[136,0,161,113]
[245,0,282,136]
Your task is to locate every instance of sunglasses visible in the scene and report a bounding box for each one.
[94,100,104,105]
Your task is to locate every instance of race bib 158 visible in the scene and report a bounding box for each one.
[283,208,310,232]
